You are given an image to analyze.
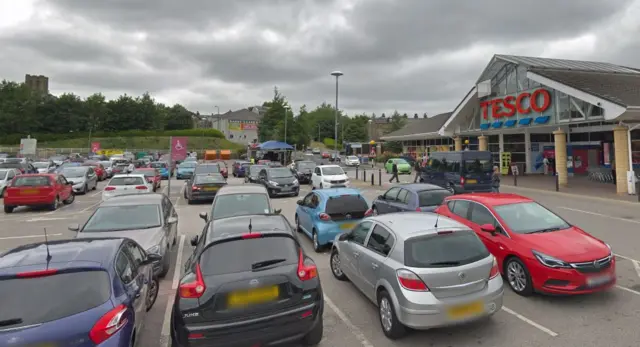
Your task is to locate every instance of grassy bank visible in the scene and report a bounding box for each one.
[36,136,244,151]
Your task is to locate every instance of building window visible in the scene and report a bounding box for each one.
[588,105,604,119]
[506,68,517,94]
[556,91,571,122]
[569,97,586,120]
[516,66,529,91]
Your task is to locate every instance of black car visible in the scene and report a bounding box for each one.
[188,163,221,187]
[259,167,300,197]
[293,160,316,184]
[245,164,267,183]
[171,214,324,347]
[185,173,227,204]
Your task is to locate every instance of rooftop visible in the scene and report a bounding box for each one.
[381,112,452,140]
[217,184,268,195]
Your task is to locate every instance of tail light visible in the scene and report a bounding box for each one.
[104,186,116,191]
[192,186,200,191]
[364,208,373,216]
[297,249,318,281]
[19,168,25,173]
[396,269,429,291]
[241,232,262,239]
[89,304,129,344]
[318,213,331,221]
[16,269,58,278]
[135,185,147,190]
[489,257,500,279]
[460,177,465,185]
[416,207,421,212]
[179,263,206,298]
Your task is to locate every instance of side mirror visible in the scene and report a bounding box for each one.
[480,224,497,234]
[338,233,351,241]
[199,212,208,221]
[190,235,199,247]
[274,209,282,214]
[68,223,80,232]
[378,195,385,200]
[167,216,178,224]
[296,200,304,206]
[144,253,163,264]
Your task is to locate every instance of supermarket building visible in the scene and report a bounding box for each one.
[381,54,640,195]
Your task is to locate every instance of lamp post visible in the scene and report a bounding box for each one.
[330,71,343,153]
[284,105,291,144]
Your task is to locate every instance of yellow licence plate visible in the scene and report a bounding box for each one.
[340,223,355,230]
[203,187,218,191]
[466,179,477,184]
[447,301,483,319]
[227,286,279,308]
[21,189,40,195]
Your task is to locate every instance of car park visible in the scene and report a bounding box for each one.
[384,158,412,174]
[0,168,19,198]
[372,183,452,214]
[176,161,197,179]
[0,238,160,346]
[199,184,280,222]
[292,160,316,184]
[72,194,178,277]
[3,174,75,213]
[420,151,493,193]
[32,161,57,173]
[245,164,266,183]
[329,213,503,339]
[435,193,615,296]
[102,174,153,201]
[257,167,300,197]
[344,155,360,166]
[60,166,98,194]
[172,214,324,346]
[132,168,162,192]
[150,161,171,179]
[295,188,371,252]
[311,165,349,189]
[185,173,227,204]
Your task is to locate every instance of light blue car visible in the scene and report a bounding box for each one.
[150,161,171,179]
[176,162,197,179]
[295,188,371,252]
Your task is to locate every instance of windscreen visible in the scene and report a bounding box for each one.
[150,162,167,168]
[0,170,7,180]
[393,159,408,165]
[108,176,145,186]
[3,158,21,163]
[241,163,251,168]
[133,170,155,177]
[200,237,298,275]
[62,168,87,178]
[417,189,452,207]
[179,162,197,168]
[249,165,266,176]
[82,205,161,231]
[0,163,20,169]
[99,161,112,167]
[195,174,225,184]
[0,270,111,329]
[194,164,220,174]
[297,162,315,171]
[321,166,344,176]
[463,158,492,174]
[348,156,358,160]
[212,193,270,219]
[12,176,51,187]
[404,231,489,268]
[494,202,570,234]
[268,168,293,178]
[32,162,49,168]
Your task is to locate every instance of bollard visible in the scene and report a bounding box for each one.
[378,169,382,186]
[513,173,517,186]
[636,180,640,202]
[363,168,367,181]
[371,173,374,186]
[555,173,559,192]
[355,167,359,180]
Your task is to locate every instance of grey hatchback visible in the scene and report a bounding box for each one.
[329,212,503,339]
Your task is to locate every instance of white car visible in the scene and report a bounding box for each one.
[344,155,360,166]
[102,174,153,201]
[311,165,350,189]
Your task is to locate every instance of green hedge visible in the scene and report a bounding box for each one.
[322,137,342,148]
[0,128,224,145]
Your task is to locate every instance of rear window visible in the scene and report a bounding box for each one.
[13,176,51,187]
[195,165,220,174]
[133,170,155,177]
[0,163,20,168]
[325,195,369,214]
[195,174,225,184]
[200,237,298,275]
[109,176,145,186]
[463,159,492,174]
[404,231,489,268]
[0,270,111,328]
[150,162,167,168]
[249,165,267,175]
[417,189,452,207]
[212,193,270,219]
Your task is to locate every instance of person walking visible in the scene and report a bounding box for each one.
[543,156,549,175]
[491,166,501,193]
[389,160,399,183]
[413,159,422,183]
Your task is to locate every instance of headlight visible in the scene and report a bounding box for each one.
[268,180,279,186]
[293,179,299,185]
[532,250,571,268]
[605,243,612,254]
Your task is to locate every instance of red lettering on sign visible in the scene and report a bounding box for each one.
[481,89,551,120]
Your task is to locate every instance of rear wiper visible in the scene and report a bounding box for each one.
[252,258,286,270]
[0,318,22,327]
[429,261,461,266]
[526,227,561,234]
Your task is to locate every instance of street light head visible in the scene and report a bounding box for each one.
[330,71,344,77]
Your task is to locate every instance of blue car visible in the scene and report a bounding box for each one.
[232,161,250,177]
[371,183,453,214]
[176,162,196,179]
[295,188,371,252]
[150,161,171,179]
[0,238,160,346]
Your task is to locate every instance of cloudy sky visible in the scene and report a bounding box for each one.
[1,0,639,117]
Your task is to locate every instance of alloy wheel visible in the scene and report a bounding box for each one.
[331,252,343,277]
[507,261,527,292]
[379,297,393,332]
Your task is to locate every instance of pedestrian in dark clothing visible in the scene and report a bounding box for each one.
[389,161,399,183]
[413,160,422,183]
[491,166,501,193]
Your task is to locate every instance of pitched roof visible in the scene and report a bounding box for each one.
[381,112,452,139]
[496,54,640,74]
[530,68,640,107]
[219,109,262,121]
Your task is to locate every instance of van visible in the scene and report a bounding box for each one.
[420,151,493,193]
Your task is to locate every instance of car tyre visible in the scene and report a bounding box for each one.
[63,192,75,205]
[145,276,159,311]
[92,183,97,191]
[295,214,303,232]
[49,196,60,211]
[300,316,323,346]
[4,205,14,214]
[377,290,407,339]
[372,206,379,215]
[83,184,88,195]
[446,183,455,194]
[330,249,347,281]
[312,230,322,253]
[187,198,193,205]
[505,257,534,296]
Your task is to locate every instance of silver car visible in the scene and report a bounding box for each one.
[60,166,98,194]
[0,169,19,197]
[329,212,503,339]
[71,193,178,277]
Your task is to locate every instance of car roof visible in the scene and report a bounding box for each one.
[217,184,267,195]
[448,193,532,206]
[111,174,146,178]
[100,193,163,206]
[314,188,361,198]
[318,165,341,168]
[393,183,447,192]
[12,173,55,178]
[208,214,291,241]
[367,213,469,240]
[133,167,155,170]
[0,238,124,272]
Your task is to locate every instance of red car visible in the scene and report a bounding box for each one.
[212,160,228,178]
[434,193,614,296]
[84,163,106,181]
[3,174,75,213]
[132,168,161,192]
[321,152,330,159]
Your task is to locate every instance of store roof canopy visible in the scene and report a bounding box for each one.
[380,112,452,141]
[258,141,293,150]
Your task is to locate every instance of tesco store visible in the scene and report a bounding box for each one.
[434,54,640,195]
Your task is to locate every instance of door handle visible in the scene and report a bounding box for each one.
[353,252,360,258]
[372,263,379,269]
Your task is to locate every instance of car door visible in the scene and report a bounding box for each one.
[358,223,395,301]
[115,247,146,334]
[390,188,410,212]
[297,193,314,234]
[57,176,70,200]
[88,167,97,188]
[303,193,320,234]
[312,167,321,188]
[340,221,373,291]
[468,202,511,263]
[377,187,401,214]
[166,197,179,245]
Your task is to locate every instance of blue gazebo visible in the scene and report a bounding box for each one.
[257,141,294,150]
[255,141,294,164]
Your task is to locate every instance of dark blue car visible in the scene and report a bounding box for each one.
[371,183,452,214]
[0,238,160,346]
[232,161,250,177]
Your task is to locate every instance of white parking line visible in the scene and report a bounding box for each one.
[324,295,375,347]
[80,201,101,213]
[90,190,103,197]
[172,235,186,289]
[558,207,640,224]
[0,233,63,240]
[616,285,640,296]
[161,234,187,347]
[502,306,558,337]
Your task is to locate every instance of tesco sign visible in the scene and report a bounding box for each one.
[481,89,551,120]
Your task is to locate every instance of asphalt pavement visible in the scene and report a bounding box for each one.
[2,158,640,347]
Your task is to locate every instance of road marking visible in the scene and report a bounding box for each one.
[0,233,63,240]
[26,217,72,222]
[558,207,640,224]
[502,306,558,337]
[616,285,640,296]
[614,253,640,264]
[90,190,103,197]
[172,235,186,289]
[632,261,640,280]
[80,201,101,213]
[324,295,375,347]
